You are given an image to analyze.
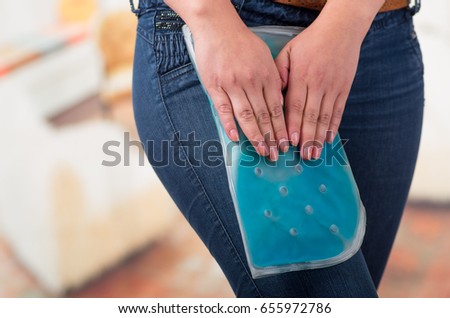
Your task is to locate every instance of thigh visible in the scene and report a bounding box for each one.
[132,3,263,297]
[132,1,378,297]
[340,9,425,287]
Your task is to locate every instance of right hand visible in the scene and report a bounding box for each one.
[192,17,289,161]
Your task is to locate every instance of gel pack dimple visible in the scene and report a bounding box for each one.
[182,25,366,278]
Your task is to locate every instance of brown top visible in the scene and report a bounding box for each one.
[272,0,410,12]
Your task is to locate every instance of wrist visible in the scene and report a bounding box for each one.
[165,0,246,38]
[317,0,385,44]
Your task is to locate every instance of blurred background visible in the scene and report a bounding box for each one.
[0,0,449,298]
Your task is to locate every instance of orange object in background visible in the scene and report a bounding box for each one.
[97,10,137,104]
[59,0,97,24]
[98,11,137,75]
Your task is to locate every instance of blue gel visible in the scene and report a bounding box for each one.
[235,135,361,268]
[183,25,366,278]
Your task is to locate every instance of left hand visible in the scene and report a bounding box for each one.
[275,1,377,160]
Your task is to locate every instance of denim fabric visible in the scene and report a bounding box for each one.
[131,0,424,297]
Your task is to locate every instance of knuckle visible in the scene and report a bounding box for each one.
[238,108,255,122]
[204,80,218,93]
[256,111,271,125]
[304,111,319,124]
[261,70,271,81]
[274,75,283,86]
[221,74,238,87]
[311,69,327,85]
[217,103,233,114]
[333,106,344,119]
[205,74,217,87]
[291,70,305,83]
[329,80,340,92]
[269,104,283,119]
[245,70,258,86]
[290,99,305,113]
[318,113,331,125]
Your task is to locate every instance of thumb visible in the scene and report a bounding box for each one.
[275,47,290,90]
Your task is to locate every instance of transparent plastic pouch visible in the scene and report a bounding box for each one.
[182,25,366,279]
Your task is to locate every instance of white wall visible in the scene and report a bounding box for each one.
[0,0,133,44]
[0,0,58,44]
[409,0,450,202]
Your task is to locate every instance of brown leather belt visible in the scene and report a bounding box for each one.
[273,0,410,12]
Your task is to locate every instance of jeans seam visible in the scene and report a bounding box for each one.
[407,36,424,76]
[160,63,194,83]
[137,26,154,46]
[404,16,424,75]
[155,74,263,298]
[136,7,156,46]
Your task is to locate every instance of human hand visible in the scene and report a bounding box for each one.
[275,0,383,160]
[191,9,289,160]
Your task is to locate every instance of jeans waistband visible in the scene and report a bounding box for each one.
[130,0,420,32]
[130,0,245,17]
[130,0,168,13]
[131,0,421,16]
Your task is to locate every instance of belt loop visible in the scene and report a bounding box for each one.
[130,0,141,16]
[231,0,245,13]
[410,0,421,16]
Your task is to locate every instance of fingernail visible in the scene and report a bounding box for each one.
[279,138,289,153]
[291,132,299,147]
[230,129,239,141]
[304,147,314,160]
[314,147,322,159]
[258,141,269,156]
[302,146,309,160]
[270,147,279,161]
[326,131,334,144]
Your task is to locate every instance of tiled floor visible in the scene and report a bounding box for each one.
[379,205,450,297]
[68,204,450,298]
[1,100,449,298]
[68,213,235,298]
[0,239,44,298]
[1,203,448,298]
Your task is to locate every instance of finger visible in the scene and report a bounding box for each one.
[301,87,323,160]
[312,92,336,159]
[209,87,240,142]
[274,47,290,90]
[285,73,307,148]
[263,75,289,153]
[327,92,348,144]
[245,85,279,161]
[226,88,269,157]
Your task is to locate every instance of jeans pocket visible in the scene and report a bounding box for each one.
[407,22,424,76]
[155,31,191,77]
[402,9,424,74]
[153,1,246,77]
[160,62,195,84]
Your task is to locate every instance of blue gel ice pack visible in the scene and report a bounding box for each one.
[183,25,366,278]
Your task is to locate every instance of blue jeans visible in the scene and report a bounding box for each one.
[131,0,424,297]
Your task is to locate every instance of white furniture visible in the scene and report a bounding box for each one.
[0,83,177,293]
[1,38,103,118]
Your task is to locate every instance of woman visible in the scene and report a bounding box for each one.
[130,0,424,297]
